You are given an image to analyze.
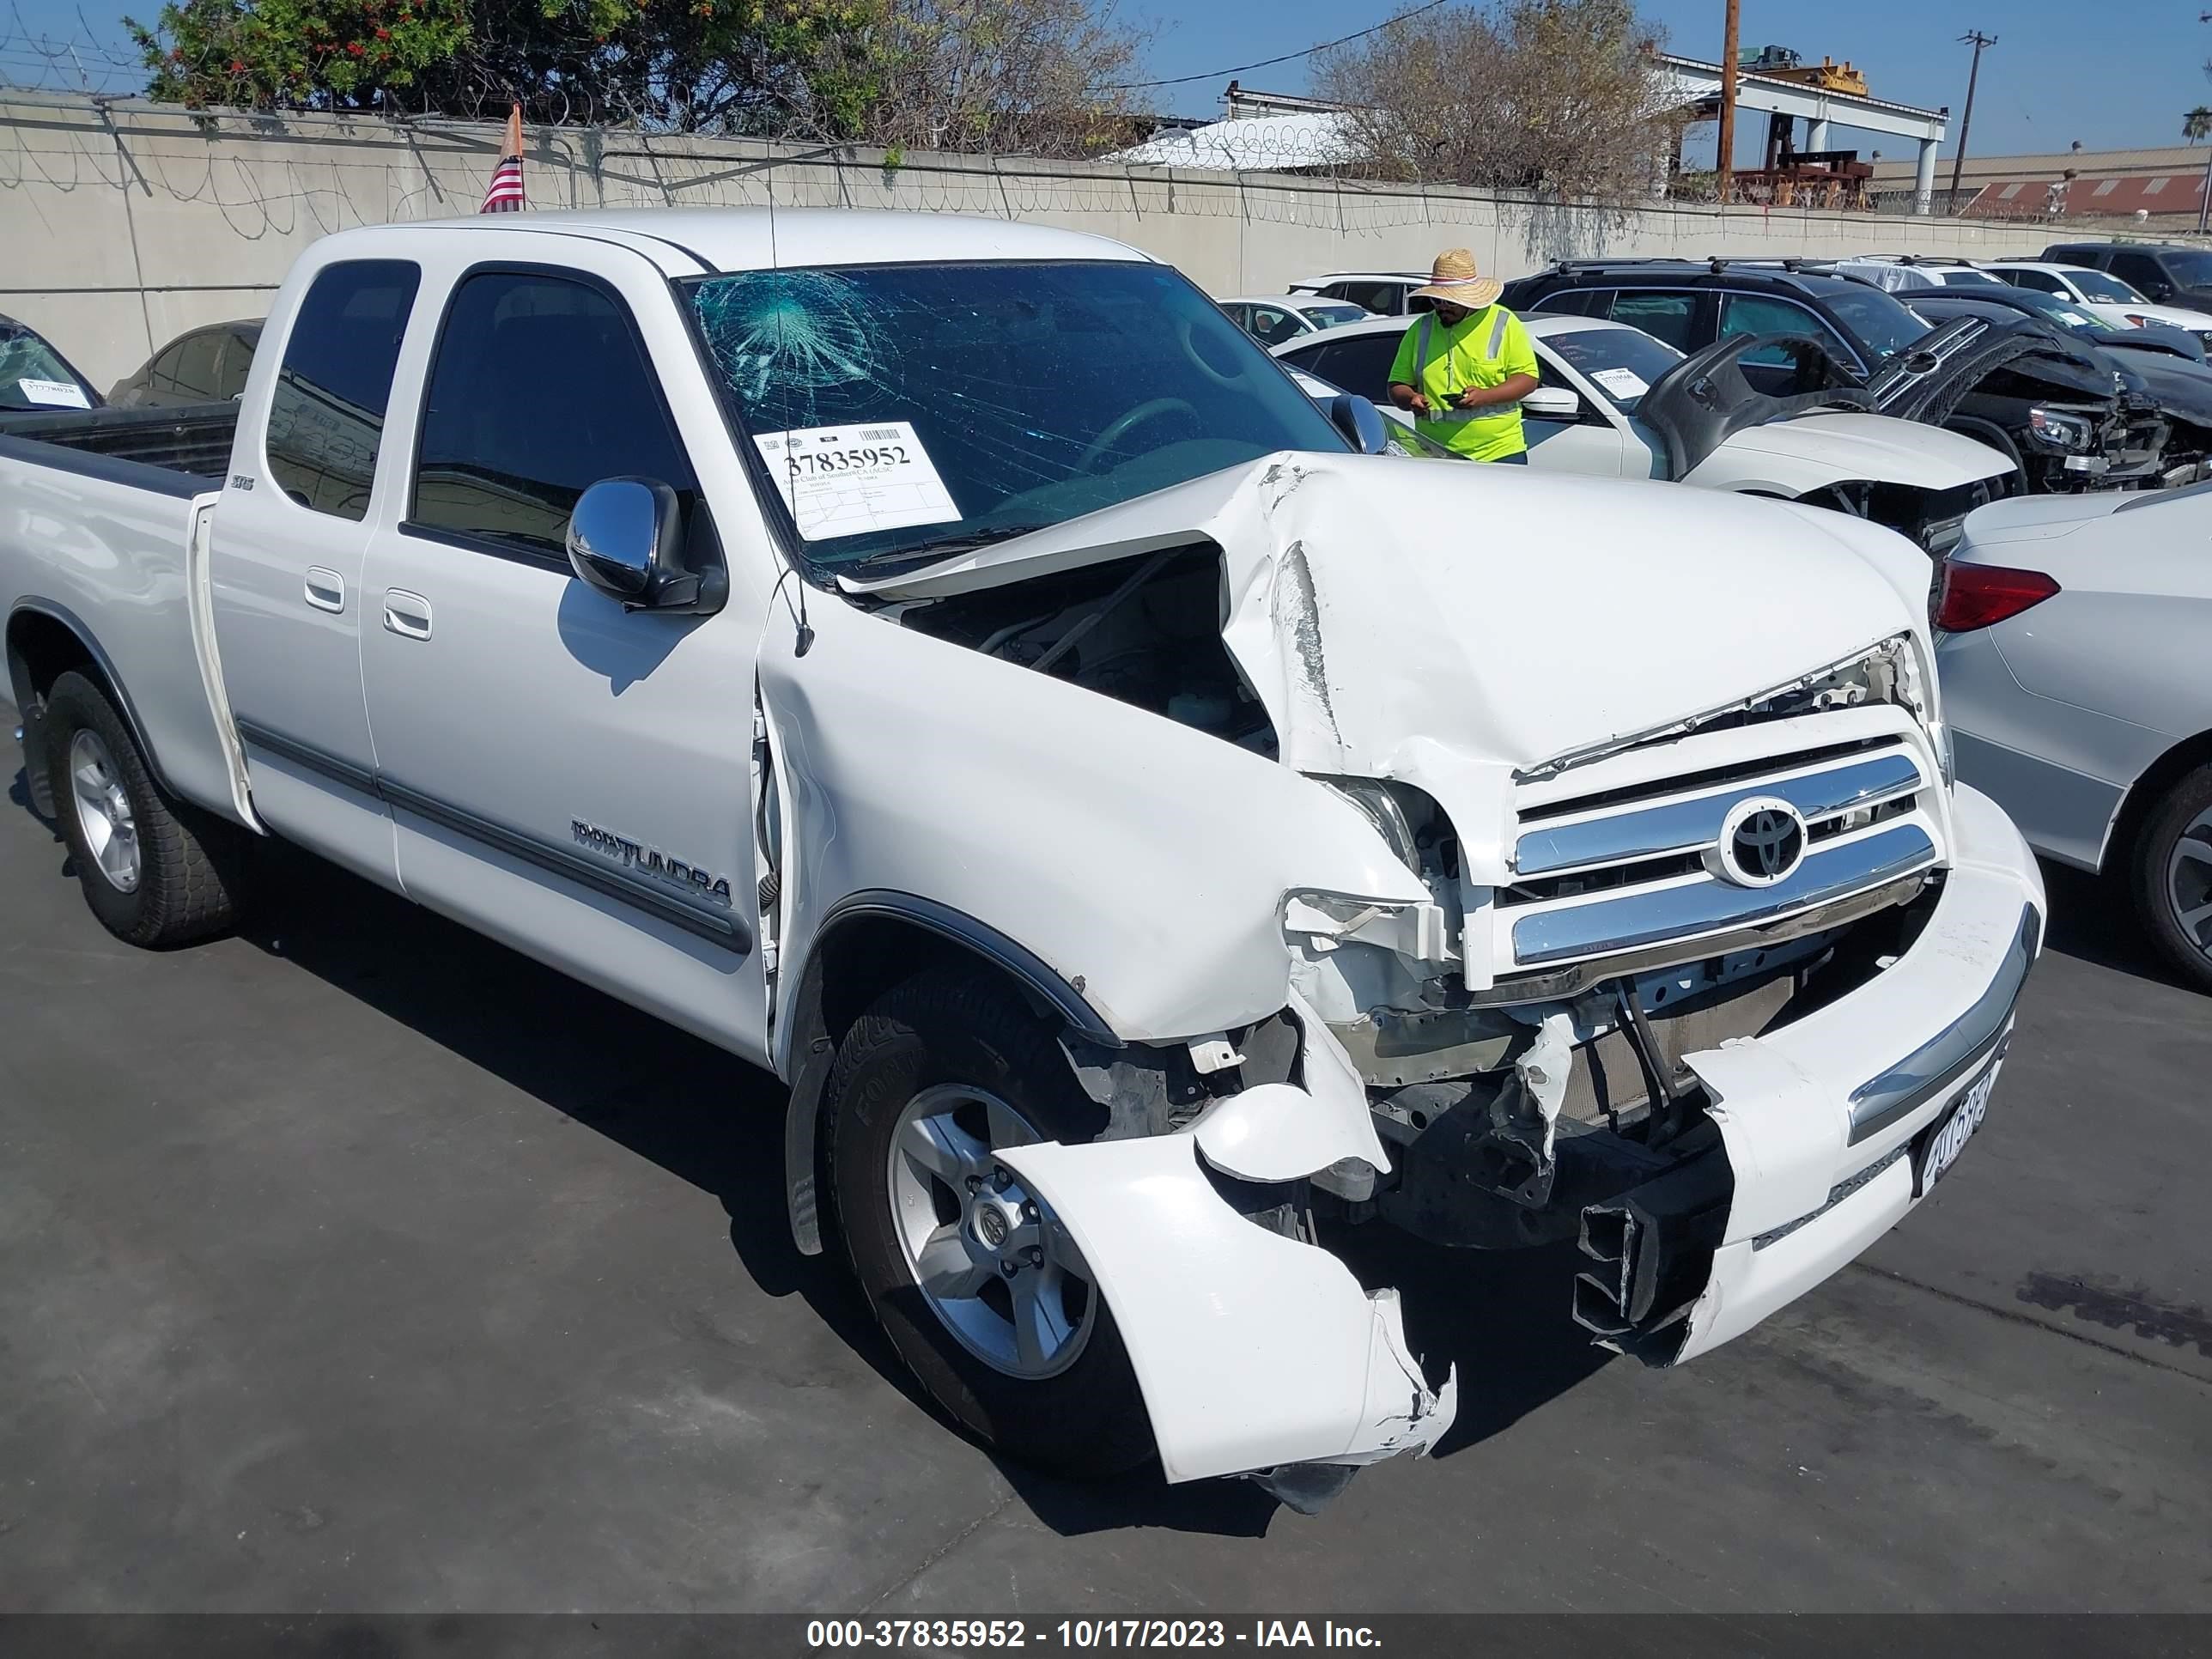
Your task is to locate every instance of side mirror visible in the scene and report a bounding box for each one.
[1328,393,1391,454]
[1522,386,1583,421]
[566,477,726,615]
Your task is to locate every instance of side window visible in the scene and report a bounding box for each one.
[2111,252,2169,295]
[2008,267,2064,295]
[171,331,224,401]
[265,260,421,520]
[1340,282,1398,314]
[1717,294,1850,368]
[1605,291,1701,351]
[1531,289,1598,318]
[1253,307,1308,346]
[145,339,191,398]
[412,270,696,558]
[1311,331,1405,402]
[216,330,258,400]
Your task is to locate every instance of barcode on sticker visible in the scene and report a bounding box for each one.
[859,427,902,440]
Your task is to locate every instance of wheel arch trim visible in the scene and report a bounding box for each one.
[6,598,177,798]
[2101,726,2212,872]
[776,890,1119,1257]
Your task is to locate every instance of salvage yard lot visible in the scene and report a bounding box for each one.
[2,723,2209,1613]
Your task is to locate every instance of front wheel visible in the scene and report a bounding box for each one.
[824,968,1154,1477]
[2136,763,2212,993]
[42,671,238,949]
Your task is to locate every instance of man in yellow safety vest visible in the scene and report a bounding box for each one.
[1386,249,1540,464]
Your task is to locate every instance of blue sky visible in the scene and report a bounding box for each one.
[1128,0,2212,160]
[9,0,2208,161]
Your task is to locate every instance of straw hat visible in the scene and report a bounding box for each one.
[1408,248,1503,309]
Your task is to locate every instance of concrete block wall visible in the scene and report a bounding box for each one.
[1,90,2063,390]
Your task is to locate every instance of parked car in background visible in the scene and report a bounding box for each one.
[1504,259,2166,495]
[2039,242,2212,317]
[108,319,262,408]
[1286,271,1431,314]
[1988,261,2212,349]
[0,314,101,413]
[1906,288,2212,486]
[1272,312,2012,550]
[1937,483,2212,990]
[1827,256,2010,292]
[1220,294,1370,347]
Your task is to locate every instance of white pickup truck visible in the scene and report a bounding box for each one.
[1,210,2046,1505]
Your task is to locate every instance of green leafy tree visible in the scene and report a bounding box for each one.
[130,0,889,130]
[2185,106,2212,146]
[131,0,472,109]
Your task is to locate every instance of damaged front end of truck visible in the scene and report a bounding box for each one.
[760,452,2045,1499]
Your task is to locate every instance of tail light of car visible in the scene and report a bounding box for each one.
[1934,561,2062,632]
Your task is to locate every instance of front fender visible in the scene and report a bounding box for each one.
[758,574,1426,1063]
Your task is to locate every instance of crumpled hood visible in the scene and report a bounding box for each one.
[849,453,1920,827]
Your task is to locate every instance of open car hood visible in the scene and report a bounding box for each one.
[1707,410,2016,490]
[845,453,1922,826]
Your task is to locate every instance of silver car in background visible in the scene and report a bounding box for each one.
[1936,484,2212,988]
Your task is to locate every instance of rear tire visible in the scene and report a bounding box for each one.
[42,671,238,949]
[824,967,1154,1478]
[2133,763,2212,994]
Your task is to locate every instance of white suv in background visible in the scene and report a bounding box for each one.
[1988,261,2212,349]
[1286,271,1431,315]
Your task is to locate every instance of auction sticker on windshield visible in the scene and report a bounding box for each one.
[18,378,89,409]
[1589,368,1649,401]
[754,421,960,540]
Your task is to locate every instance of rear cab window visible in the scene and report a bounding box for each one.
[264,259,422,520]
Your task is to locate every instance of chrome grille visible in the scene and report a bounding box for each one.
[1498,738,1941,975]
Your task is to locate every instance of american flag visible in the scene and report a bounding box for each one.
[480,105,525,214]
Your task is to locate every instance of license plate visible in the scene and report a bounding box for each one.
[1912,1043,2006,1197]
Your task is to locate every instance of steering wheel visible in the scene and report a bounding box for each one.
[1078,398,1199,474]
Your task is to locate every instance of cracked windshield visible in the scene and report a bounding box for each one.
[686,260,1346,574]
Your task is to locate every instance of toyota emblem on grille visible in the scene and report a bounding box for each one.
[1710,797,1808,889]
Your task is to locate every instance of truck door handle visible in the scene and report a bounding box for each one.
[304,567,346,613]
[382,590,433,641]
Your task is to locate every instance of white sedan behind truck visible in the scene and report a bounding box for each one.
[1273,312,2015,550]
[1,208,2045,1504]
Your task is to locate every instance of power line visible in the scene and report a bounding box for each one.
[1106,0,1453,93]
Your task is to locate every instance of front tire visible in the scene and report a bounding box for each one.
[824,968,1154,1477]
[42,671,238,949]
[2134,763,2212,993]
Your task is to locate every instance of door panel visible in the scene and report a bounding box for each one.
[1522,354,1633,476]
[208,256,421,886]
[356,258,769,1056]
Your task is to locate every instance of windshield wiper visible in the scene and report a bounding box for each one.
[848,523,1057,575]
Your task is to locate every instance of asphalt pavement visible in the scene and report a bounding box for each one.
[3,723,2209,1613]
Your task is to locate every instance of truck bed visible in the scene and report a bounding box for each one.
[0,405,245,823]
[0,403,238,494]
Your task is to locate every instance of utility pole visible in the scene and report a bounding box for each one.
[1717,0,1741,208]
[2200,15,2212,233]
[1948,31,1996,207]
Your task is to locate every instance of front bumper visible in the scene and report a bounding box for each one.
[1000,1012,1458,1489]
[1632,782,2045,1363]
[1001,787,2040,1490]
